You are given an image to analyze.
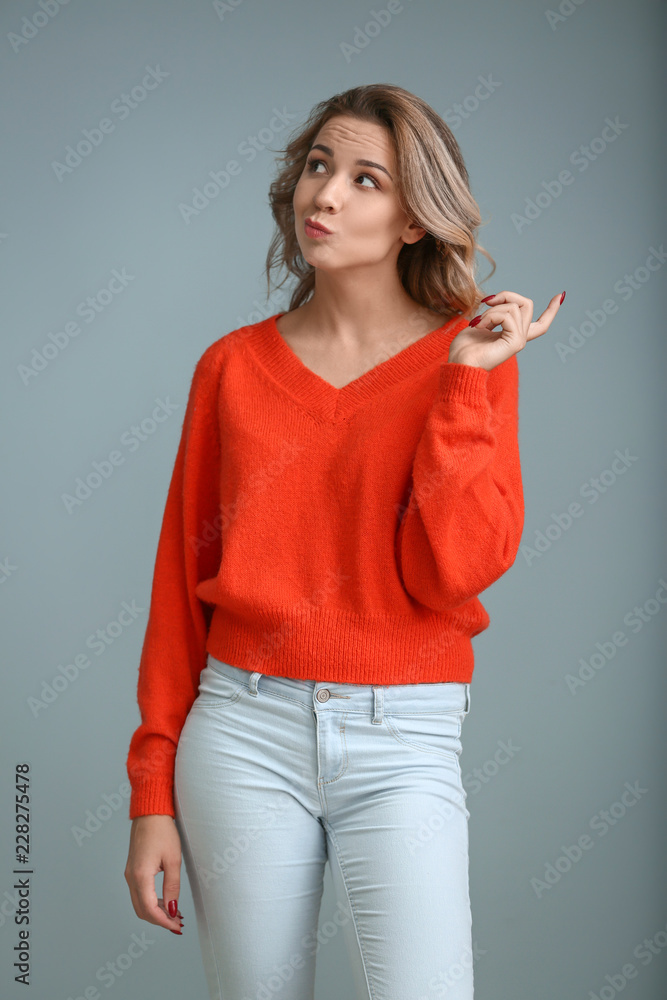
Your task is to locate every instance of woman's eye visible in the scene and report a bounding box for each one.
[305,158,377,189]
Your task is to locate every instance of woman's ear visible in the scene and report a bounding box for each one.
[402,221,428,246]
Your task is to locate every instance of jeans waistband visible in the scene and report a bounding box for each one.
[205,655,471,724]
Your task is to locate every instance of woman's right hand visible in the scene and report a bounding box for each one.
[124,815,185,934]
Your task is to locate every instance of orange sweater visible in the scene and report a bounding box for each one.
[126,311,524,818]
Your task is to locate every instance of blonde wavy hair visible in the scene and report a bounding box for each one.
[264,83,495,322]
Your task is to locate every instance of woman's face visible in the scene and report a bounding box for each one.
[292,114,425,272]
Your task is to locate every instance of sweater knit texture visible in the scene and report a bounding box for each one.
[126,311,524,818]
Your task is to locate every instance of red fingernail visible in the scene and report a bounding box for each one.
[168,900,178,917]
[481,294,495,303]
[560,290,566,303]
[170,929,183,935]
[469,315,482,327]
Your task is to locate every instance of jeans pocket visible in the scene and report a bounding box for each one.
[384,710,464,761]
[193,656,246,710]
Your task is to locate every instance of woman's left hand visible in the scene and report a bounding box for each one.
[447,290,565,371]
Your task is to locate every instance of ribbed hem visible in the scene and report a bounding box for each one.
[206,603,485,685]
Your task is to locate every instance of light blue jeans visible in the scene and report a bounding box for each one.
[174,653,474,1000]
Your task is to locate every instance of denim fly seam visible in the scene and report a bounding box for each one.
[322,816,377,1000]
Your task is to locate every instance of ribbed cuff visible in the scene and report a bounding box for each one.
[439,361,489,406]
[128,777,175,820]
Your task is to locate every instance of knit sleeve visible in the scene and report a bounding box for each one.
[126,344,222,820]
[395,354,524,612]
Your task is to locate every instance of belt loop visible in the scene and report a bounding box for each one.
[372,685,384,724]
[465,683,471,715]
[248,671,262,697]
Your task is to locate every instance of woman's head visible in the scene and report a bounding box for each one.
[265,83,495,320]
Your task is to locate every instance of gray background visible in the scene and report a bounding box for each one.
[1,0,666,997]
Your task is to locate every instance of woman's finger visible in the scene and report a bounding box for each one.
[470,305,524,350]
[474,302,522,326]
[473,302,523,335]
[482,290,533,308]
[481,290,534,331]
[130,871,178,930]
[525,292,565,342]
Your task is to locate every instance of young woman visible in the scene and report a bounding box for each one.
[124,83,563,1000]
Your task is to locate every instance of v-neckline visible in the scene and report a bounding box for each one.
[246,311,470,422]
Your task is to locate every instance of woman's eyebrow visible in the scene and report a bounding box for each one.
[309,143,393,181]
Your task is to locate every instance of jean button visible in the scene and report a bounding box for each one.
[316,689,330,703]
